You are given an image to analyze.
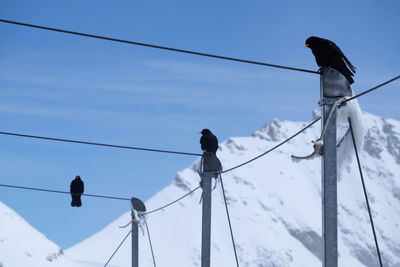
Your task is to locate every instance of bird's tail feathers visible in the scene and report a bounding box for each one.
[343,57,356,74]
[348,63,356,74]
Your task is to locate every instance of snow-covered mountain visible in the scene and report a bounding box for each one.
[2,110,400,266]
[64,111,400,267]
[0,201,101,267]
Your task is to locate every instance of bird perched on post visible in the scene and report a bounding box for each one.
[70,175,84,207]
[305,36,356,84]
[199,129,218,154]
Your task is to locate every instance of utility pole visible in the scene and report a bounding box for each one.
[201,170,213,267]
[320,67,351,267]
[200,153,222,267]
[131,197,146,267]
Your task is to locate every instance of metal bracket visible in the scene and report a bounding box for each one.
[293,98,344,161]
[291,140,323,160]
[319,97,339,106]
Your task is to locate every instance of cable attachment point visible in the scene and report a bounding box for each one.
[119,197,147,235]
[291,139,323,161]
[293,98,345,162]
[198,153,222,203]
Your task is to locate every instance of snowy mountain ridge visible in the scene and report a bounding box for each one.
[0,201,97,267]
[1,110,400,266]
[65,110,400,267]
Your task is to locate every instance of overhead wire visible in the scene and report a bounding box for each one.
[219,174,240,267]
[142,185,201,215]
[0,183,130,201]
[220,117,321,174]
[145,221,158,267]
[1,18,398,265]
[0,18,319,75]
[104,230,132,267]
[342,75,400,105]
[0,131,202,157]
[348,118,383,267]
[0,182,202,216]
[219,72,400,175]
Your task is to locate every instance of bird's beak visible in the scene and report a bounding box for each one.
[304,44,309,48]
[197,131,202,134]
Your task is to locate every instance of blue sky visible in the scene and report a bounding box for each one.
[0,0,399,248]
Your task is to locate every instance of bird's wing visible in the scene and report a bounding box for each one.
[328,41,356,74]
[200,136,206,150]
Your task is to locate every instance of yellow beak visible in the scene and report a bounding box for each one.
[198,131,202,134]
[304,44,309,48]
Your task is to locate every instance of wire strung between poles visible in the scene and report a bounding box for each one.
[219,174,240,267]
[341,75,400,105]
[220,117,321,174]
[0,183,130,201]
[0,19,319,75]
[145,221,158,267]
[104,230,132,267]
[348,118,383,267]
[0,131,202,157]
[143,186,201,215]
[1,182,201,214]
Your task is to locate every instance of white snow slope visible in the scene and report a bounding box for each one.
[65,111,400,267]
[2,111,400,267]
[0,201,102,267]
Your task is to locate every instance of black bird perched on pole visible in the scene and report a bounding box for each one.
[199,129,218,154]
[70,175,84,207]
[305,36,356,84]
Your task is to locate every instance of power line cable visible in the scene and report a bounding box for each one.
[145,221,157,267]
[0,183,130,201]
[348,118,383,267]
[0,182,201,215]
[220,117,321,174]
[143,185,201,215]
[104,230,132,267]
[0,18,319,75]
[342,75,400,105]
[0,131,202,157]
[219,174,240,267]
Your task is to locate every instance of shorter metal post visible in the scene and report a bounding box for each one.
[132,212,139,267]
[130,197,146,267]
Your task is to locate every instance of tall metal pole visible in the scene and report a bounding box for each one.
[321,96,338,267]
[320,67,351,267]
[201,171,213,267]
[131,197,146,267]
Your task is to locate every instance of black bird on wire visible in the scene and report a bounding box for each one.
[199,129,218,154]
[70,175,84,207]
[305,36,356,84]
